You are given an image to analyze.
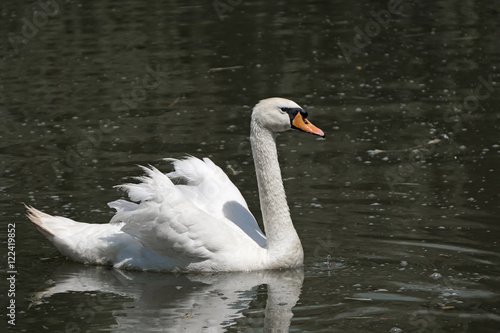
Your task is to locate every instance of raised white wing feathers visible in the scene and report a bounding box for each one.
[107,157,266,261]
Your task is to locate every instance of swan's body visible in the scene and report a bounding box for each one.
[27,98,324,272]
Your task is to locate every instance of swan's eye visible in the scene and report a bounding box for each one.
[280,107,306,123]
[280,107,301,113]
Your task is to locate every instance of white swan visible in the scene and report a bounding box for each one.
[27,97,325,272]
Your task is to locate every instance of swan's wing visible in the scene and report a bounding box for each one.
[165,157,265,246]
[109,166,232,260]
[165,157,248,210]
[108,158,265,262]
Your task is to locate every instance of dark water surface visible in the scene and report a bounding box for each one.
[1,0,499,332]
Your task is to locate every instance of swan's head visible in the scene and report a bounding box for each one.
[252,97,325,137]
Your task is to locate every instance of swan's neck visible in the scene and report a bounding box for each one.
[250,121,303,261]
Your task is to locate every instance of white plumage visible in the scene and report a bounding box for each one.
[27,98,324,272]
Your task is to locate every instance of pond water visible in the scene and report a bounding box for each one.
[1,0,499,332]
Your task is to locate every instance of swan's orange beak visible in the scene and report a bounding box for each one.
[292,112,325,138]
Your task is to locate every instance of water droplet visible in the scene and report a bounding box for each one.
[390,327,403,333]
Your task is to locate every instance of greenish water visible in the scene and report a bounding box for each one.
[1,0,499,332]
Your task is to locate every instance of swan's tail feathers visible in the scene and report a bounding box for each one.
[25,205,80,241]
[26,204,128,265]
[26,205,57,239]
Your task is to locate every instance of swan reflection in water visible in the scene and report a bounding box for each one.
[31,263,304,332]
